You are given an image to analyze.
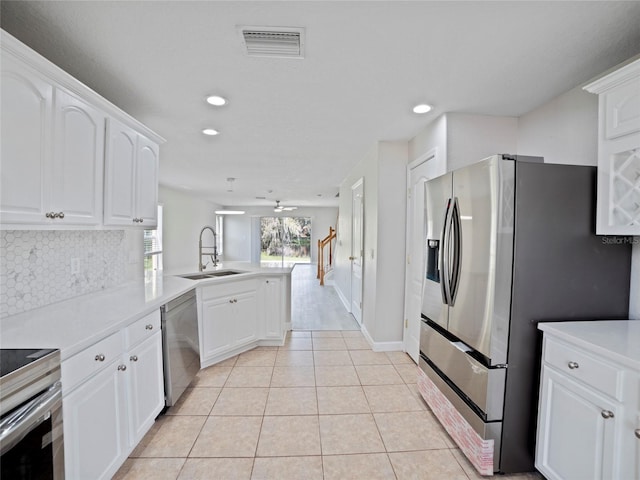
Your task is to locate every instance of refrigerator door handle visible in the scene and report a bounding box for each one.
[440,198,453,305]
[449,197,462,305]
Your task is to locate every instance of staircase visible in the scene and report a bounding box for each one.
[317,226,336,286]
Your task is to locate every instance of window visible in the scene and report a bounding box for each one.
[216,214,224,256]
[144,205,163,272]
[260,216,311,267]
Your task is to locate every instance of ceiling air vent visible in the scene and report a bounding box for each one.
[239,26,305,58]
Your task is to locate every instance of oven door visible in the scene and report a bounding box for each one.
[0,381,64,479]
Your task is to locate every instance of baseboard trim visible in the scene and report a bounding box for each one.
[334,284,350,312]
[361,325,404,352]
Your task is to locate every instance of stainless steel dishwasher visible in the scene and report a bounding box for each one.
[161,289,200,407]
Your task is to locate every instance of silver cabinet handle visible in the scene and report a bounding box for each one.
[634,429,640,439]
[567,361,579,369]
[132,218,139,223]
[601,410,614,419]
[130,355,138,362]
[117,364,127,371]
[45,212,53,218]
[139,218,143,223]
[145,324,153,330]
[95,354,105,362]
[229,299,233,303]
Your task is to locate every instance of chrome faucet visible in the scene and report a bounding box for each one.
[198,225,218,271]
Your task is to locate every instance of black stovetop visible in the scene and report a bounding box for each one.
[0,349,58,378]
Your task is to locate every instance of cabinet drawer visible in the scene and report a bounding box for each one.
[125,310,161,349]
[544,337,624,401]
[62,331,123,394]
[200,279,257,301]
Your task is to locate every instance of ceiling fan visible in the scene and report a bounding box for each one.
[274,200,297,212]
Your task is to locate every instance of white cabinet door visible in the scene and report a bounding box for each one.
[584,59,640,235]
[201,296,235,359]
[260,277,283,340]
[536,366,621,480]
[63,361,128,480]
[135,136,159,226]
[0,53,53,224]
[235,290,258,345]
[126,331,164,444]
[104,117,159,227]
[51,88,104,225]
[104,118,137,225]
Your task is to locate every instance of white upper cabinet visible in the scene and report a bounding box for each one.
[52,88,105,225]
[0,29,163,229]
[0,53,53,224]
[135,135,160,225]
[104,118,159,227]
[584,58,640,235]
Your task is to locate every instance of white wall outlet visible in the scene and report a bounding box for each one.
[71,258,80,274]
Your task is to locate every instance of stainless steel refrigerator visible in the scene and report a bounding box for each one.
[419,154,631,474]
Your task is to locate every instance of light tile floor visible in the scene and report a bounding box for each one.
[291,264,360,330]
[114,330,543,480]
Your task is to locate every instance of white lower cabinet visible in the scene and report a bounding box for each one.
[62,310,164,480]
[63,359,128,480]
[536,325,640,480]
[260,276,283,340]
[536,366,621,479]
[126,331,164,445]
[200,280,258,364]
[199,275,288,367]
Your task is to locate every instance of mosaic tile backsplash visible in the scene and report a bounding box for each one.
[0,230,127,318]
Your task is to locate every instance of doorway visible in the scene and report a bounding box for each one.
[260,216,311,267]
[403,149,442,362]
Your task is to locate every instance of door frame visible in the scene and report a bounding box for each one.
[403,148,440,361]
[350,178,364,325]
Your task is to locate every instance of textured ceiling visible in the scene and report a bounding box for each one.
[2,1,640,207]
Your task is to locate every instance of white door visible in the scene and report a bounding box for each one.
[403,150,441,362]
[350,178,364,324]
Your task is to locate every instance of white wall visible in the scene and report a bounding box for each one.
[373,141,408,342]
[222,206,339,264]
[158,186,220,273]
[447,113,518,170]
[408,113,517,168]
[409,114,447,164]
[517,86,598,166]
[334,141,408,347]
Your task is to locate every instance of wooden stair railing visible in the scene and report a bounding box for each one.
[317,226,336,286]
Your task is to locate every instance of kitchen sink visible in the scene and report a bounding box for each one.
[180,270,246,280]
[206,270,245,277]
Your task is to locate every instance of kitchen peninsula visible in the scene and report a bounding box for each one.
[0,262,292,480]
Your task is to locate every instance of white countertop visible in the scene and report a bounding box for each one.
[0,262,292,360]
[538,320,640,371]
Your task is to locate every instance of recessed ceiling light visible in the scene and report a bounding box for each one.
[206,95,227,106]
[202,128,219,136]
[412,103,432,114]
